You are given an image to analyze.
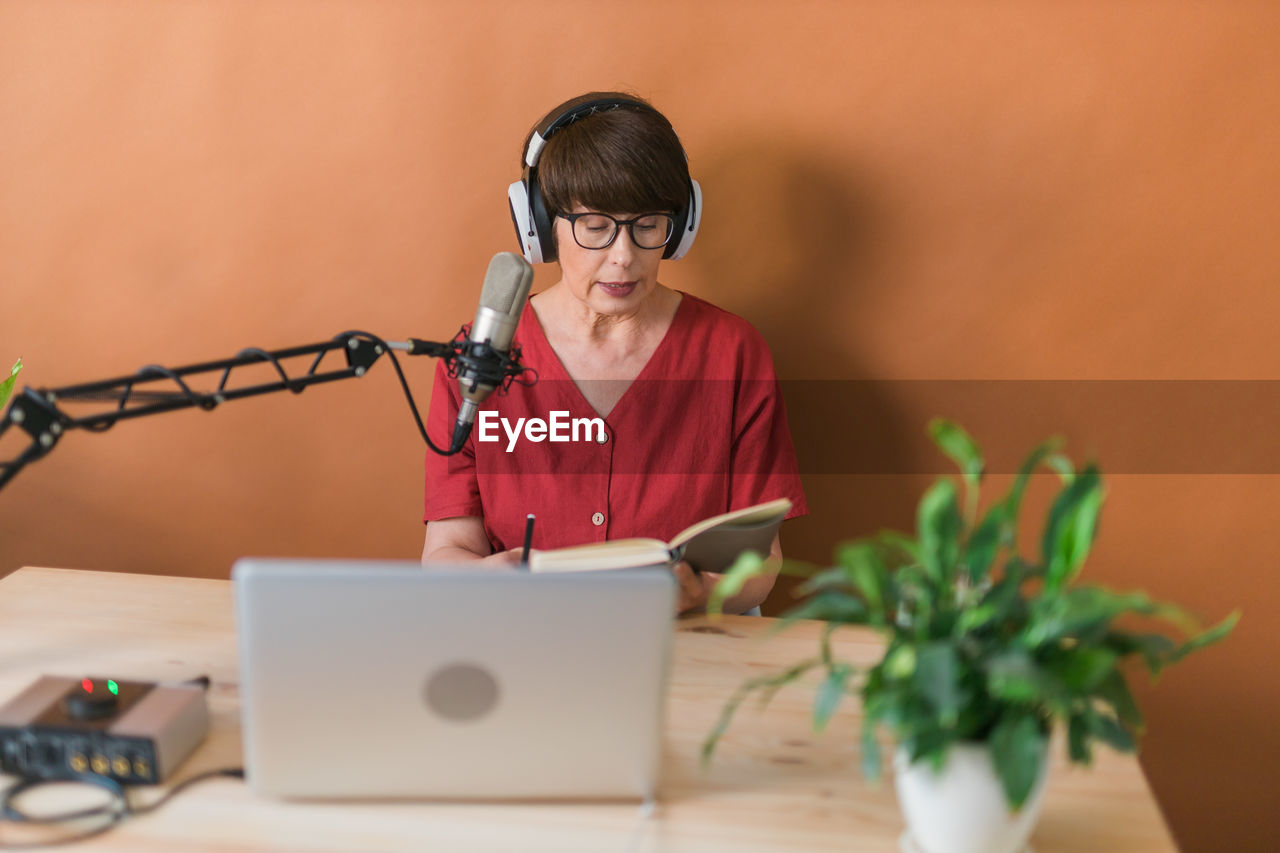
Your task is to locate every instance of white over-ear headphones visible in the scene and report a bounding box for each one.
[507,96,702,265]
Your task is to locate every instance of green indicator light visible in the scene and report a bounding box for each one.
[108,680,118,695]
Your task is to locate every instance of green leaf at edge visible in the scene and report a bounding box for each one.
[0,357,21,410]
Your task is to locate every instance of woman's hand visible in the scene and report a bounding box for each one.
[479,548,525,569]
[671,561,713,616]
[673,535,785,615]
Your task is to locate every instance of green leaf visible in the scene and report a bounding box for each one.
[0,357,20,410]
[1166,610,1240,667]
[813,663,853,732]
[1026,586,1194,649]
[875,530,923,563]
[795,566,853,596]
[776,591,869,629]
[914,642,963,727]
[1088,712,1136,753]
[1098,611,1236,677]
[1045,453,1075,483]
[1008,437,1064,503]
[884,644,917,680]
[1003,436,1064,549]
[754,657,826,710]
[978,558,1032,627]
[964,508,1003,586]
[989,713,1047,810]
[1042,464,1104,592]
[1095,670,1144,729]
[955,602,1000,636]
[819,621,837,666]
[1067,711,1093,764]
[860,717,882,782]
[836,542,889,620]
[907,729,956,772]
[985,650,1070,708]
[701,657,822,766]
[917,479,963,585]
[928,419,984,521]
[1102,630,1178,672]
[928,419,984,482]
[707,551,768,616]
[1049,647,1118,693]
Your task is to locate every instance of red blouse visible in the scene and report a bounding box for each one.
[423,292,807,553]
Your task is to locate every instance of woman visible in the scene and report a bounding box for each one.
[422,92,806,615]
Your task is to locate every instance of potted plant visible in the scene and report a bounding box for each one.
[704,419,1238,853]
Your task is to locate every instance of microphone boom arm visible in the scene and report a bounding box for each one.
[0,330,530,492]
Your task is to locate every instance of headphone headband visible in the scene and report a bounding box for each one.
[524,98,664,168]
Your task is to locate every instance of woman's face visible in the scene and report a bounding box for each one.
[554,206,664,316]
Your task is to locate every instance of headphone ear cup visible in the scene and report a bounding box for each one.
[664,179,702,261]
[507,180,542,264]
[527,175,557,264]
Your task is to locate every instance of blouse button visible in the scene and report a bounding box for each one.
[596,430,609,445]
[591,512,605,526]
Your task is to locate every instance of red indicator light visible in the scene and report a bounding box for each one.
[81,678,93,693]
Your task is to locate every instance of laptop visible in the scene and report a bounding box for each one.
[232,558,675,800]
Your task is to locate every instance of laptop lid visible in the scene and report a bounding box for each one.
[232,558,675,801]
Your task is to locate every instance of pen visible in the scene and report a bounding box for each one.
[521,513,535,564]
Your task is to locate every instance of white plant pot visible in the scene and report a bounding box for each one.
[893,741,1049,853]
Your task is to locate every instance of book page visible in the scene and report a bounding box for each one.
[528,538,672,573]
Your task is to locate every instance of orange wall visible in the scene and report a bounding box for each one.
[1,2,1276,849]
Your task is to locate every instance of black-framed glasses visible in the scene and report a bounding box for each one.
[557,212,675,251]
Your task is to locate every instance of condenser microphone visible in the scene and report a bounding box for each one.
[450,252,534,453]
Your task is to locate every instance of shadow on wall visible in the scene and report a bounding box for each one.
[687,138,919,613]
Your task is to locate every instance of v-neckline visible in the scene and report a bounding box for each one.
[524,292,688,420]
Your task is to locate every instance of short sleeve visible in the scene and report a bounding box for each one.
[728,330,809,520]
[422,359,484,522]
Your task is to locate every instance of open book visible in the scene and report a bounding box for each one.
[528,498,791,575]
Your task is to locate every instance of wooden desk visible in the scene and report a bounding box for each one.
[0,567,1176,851]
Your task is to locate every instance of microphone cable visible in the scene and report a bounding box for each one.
[368,327,536,456]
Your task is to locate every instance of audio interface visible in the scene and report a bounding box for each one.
[0,675,209,784]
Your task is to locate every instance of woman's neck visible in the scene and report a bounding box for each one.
[534,283,680,350]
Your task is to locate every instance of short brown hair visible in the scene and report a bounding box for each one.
[526,92,691,221]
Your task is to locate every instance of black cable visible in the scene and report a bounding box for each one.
[337,328,536,457]
[127,767,245,817]
[1,774,124,824]
[0,767,244,850]
[0,774,126,849]
[334,330,454,456]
